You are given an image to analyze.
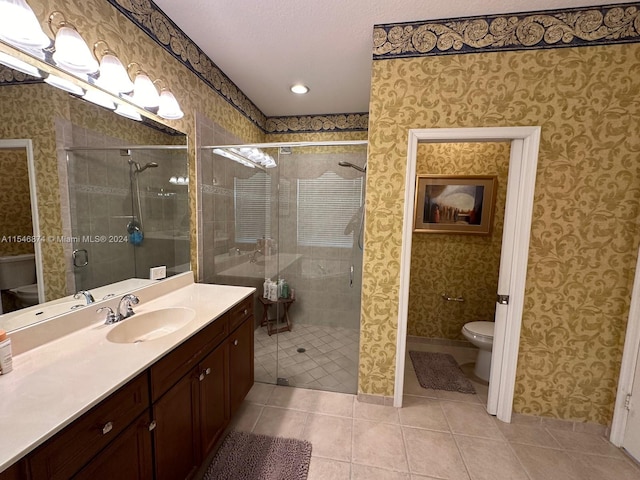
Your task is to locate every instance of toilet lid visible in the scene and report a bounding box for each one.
[463,321,494,339]
[9,283,38,294]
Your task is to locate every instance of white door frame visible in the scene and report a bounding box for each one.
[0,139,45,303]
[609,246,640,446]
[394,127,541,422]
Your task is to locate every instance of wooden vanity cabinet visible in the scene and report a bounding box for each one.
[5,294,254,480]
[28,373,150,480]
[229,315,255,416]
[0,461,27,480]
[151,295,253,480]
[72,412,153,480]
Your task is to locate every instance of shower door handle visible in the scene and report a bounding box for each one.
[73,249,89,267]
[350,265,354,288]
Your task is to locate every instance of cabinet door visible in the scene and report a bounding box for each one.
[0,460,27,480]
[199,342,229,456]
[228,316,254,416]
[153,371,200,480]
[73,413,153,480]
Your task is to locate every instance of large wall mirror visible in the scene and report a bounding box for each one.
[0,41,189,332]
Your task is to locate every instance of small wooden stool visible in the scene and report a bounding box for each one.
[258,296,295,336]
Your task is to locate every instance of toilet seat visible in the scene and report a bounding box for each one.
[462,321,494,340]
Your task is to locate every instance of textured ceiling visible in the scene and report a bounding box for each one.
[153,0,636,117]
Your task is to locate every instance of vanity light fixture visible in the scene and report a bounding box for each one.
[127,63,160,109]
[82,89,116,110]
[44,73,84,95]
[93,41,133,95]
[169,176,188,185]
[154,79,184,120]
[212,148,257,169]
[0,50,42,77]
[114,103,142,121]
[290,83,309,94]
[48,11,99,76]
[0,0,50,55]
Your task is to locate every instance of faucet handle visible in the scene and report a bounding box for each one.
[97,306,118,325]
[74,290,95,304]
[119,294,139,319]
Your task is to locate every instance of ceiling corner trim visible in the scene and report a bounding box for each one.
[106,0,267,130]
[265,113,369,134]
[373,3,640,60]
[105,0,369,134]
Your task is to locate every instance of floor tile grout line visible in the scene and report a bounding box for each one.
[504,438,535,480]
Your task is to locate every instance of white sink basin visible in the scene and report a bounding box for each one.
[106,307,196,344]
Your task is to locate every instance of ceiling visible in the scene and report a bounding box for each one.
[153,0,634,117]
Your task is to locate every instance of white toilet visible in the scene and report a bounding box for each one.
[9,283,40,308]
[461,321,495,382]
[0,253,38,313]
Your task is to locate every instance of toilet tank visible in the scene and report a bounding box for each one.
[0,253,36,290]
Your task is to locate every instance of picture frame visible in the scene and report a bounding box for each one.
[413,175,497,234]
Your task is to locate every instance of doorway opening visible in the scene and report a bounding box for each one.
[395,127,541,423]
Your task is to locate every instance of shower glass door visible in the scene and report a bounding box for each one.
[205,141,366,394]
[66,146,189,293]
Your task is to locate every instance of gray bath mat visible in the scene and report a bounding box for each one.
[409,351,476,394]
[203,430,312,480]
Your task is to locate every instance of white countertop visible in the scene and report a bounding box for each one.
[0,273,255,473]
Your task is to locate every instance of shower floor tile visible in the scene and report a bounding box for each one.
[254,322,359,394]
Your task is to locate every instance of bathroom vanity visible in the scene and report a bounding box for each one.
[0,273,255,480]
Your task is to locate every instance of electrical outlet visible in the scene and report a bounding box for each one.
[150,266,167,280]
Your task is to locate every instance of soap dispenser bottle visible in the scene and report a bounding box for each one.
[0,329,13,374]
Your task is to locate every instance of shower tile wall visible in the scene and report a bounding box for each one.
[278,151,366,330]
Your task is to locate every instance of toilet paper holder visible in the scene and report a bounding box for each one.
[441,293,464,302]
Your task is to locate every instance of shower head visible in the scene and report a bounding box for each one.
[338,161,366,173]
[129,159,159,173]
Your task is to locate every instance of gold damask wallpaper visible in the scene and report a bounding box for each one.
[0,149,34,257]
[363,43,640,424]
[408,143,509,340]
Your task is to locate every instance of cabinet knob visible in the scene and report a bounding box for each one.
[148,420,157,432]
[233,339,238,346]
[102,421,113,435]
[205,367,212,375]
[199,372,205,381]
[243,309,248,315]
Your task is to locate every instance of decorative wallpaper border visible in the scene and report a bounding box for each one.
[106,0,368,134]
[265,113,369,133]
[0,66,44,85]
[373,3,640,59]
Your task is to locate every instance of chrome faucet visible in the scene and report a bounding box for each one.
[74,290,95,304]
[96,294,140,325]
[249,249,262,263]
[118,294,139,320]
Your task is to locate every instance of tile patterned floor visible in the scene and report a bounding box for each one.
[253,322,359,394]
[232,339,640,480]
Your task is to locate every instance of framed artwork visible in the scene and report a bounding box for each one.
[413,175,497,234]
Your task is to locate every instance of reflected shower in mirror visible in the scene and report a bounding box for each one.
[0,62,189,331]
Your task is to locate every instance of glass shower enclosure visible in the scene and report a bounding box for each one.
[66,145,190,291]
[201,141,367,394]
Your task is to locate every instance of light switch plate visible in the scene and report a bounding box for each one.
[150,266,167,280]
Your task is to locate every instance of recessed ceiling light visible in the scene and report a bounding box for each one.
[290,84,309,95]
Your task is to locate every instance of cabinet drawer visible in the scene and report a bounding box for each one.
[150,315,228,401]
[29,373,149,480]
[228,295,253,332]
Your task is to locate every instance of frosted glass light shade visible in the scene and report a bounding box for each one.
[83,89,115,110]
[96,54,133,94]
[130,73,159,108]
[52,26,98,76]
[0,51,41,77]
[157,89,183,120]
[115,103,142,121]
[44,74,84,95]
[0,0,50,51]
